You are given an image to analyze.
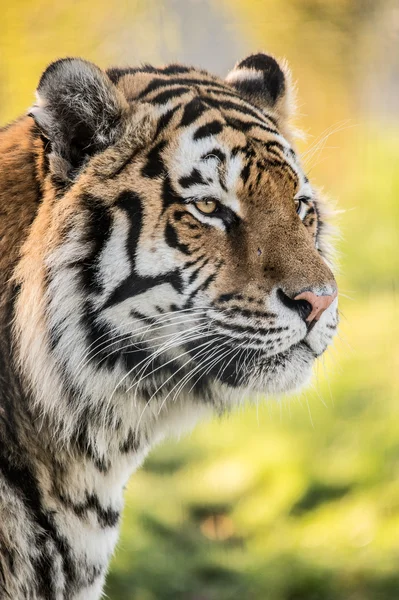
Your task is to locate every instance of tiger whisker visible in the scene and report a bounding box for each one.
[129,333,221,400]
[73,308,209,374]
[129,321,214,400]
[182,341,246,401]
[100,327,212,434]
[302,119,354,168]
[105,324,210,405]
[171,341,234,402]
[135,337,223,430]
[155,339,229,414]
[73,314,209,381]
[76,306,208,355]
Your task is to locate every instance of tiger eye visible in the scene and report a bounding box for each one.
[194,199,218,215]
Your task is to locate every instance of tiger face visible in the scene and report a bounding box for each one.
[18,54,338,433]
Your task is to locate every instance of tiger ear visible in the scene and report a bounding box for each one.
[29,58,128,179]
[226,53,293,122]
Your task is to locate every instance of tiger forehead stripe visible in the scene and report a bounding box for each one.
[127,69,280,135]
[137,74,237,100]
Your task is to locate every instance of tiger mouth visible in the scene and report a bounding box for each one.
[184,335,318,389]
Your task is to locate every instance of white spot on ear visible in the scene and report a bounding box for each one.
[226,68,264,84]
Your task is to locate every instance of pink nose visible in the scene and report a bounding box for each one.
[294,290,337,323]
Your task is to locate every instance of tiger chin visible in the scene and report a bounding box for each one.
[0,53,338,599]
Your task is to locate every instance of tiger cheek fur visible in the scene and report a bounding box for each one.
[0,54,338,598]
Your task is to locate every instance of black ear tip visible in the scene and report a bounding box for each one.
[238,53,281,73]
[238,53,285,103]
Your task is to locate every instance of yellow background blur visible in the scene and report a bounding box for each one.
[1,1,399,598]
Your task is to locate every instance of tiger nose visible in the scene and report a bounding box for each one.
[293,290,337,323]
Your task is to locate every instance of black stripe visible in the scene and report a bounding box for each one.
[186,221,201,230]
[162,176,182,212]
[102,191,183,308]
[203,86,244,100]
[48,196,112,353]
[188,257,209,284]
[240,163,251,185]
[79,301,121,372]
[180,97,209,127]
[108,148,138,178]
[264,140,286,153]
[204,85,277,112]
[154,104,181,139]
[218,170,229,192]
[211,91,279,127]
[203,97,279,133]
[129,308,155,324]
[184,264,220,307]
[166,269,184,294]
[217,292,244,303]
[161,64,194,75]
[150,86,191,104]
[58,491,120,528]
[224,115,278,136]
[313,200,322,241]
[230,144,245,156]
[212,318,288,338]
[75,418,111,473]
[193,120,223,141]
[107,65,159,83]
[0,449,76,598]
[266,157,298,183]
[173,211,200,230]
[238,152,298,185]
[119,429,140,453]
[165,222,190,255]
[184,253,207,268]
[220,306,277,320]
[138,76,232,100]
[79,195,112,294]
[141,140,167,178]
[179,168,206,189]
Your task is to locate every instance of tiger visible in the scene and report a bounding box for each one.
[0,53,338,599]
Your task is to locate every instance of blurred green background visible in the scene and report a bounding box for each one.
[1,1,399,598]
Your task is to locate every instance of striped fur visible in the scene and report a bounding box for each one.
[0,54,338,598]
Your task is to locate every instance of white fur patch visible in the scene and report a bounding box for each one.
[95,208,131,305]
[226,68,264,84]
[171,127,243,218]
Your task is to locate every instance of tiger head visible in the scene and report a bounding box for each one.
[17,54,338,436]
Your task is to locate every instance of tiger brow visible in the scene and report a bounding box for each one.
[197,151,228,194]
